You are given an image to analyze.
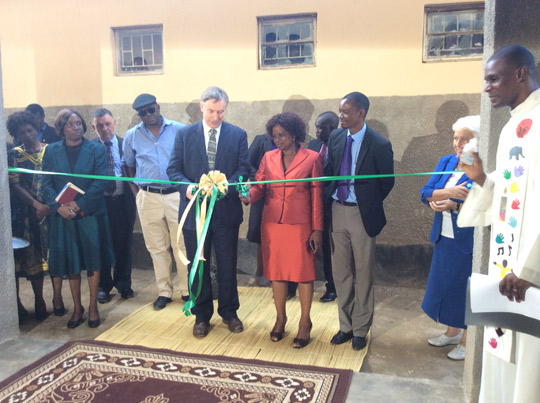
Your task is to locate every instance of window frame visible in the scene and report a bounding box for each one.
[423,3,484,63]
[257,13,317,70]
[113,25,164,76]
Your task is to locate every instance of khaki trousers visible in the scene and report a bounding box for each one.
[136,190,188,298]
[331,201,376,337]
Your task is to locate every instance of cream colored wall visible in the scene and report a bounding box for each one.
[0,0,483,108]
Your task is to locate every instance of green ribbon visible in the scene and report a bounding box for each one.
[9,166,464,317]
[7,167,463,186]
[183,187,219,316]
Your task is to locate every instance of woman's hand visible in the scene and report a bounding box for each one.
[239,194,251,205]
[429,200,457,212]
[58,205,77,220]
[309,230,323,253]
[34,201,50,219]
[499,272,532,303]
[446,183,470,201]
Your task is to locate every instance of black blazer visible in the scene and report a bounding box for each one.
[307,138,324,153]
[167,121,250,230]
[324,126,394,237]
[91,135,136,226]
[249,134,274,180]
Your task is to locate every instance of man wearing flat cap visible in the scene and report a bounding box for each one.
[123,94,190,310]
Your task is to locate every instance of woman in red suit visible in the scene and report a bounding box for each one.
[240,112,324,348]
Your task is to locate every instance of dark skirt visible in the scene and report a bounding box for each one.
[422,236,472,329]
[49,213,115,276]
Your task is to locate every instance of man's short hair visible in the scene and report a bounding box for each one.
[25,103,45,117]
[93,108,114,119]
[342,92,370,114]
[491,45,538,80]
[318,111,339,130]
[201,87,229,105]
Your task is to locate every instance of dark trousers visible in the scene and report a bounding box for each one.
[184,224,240,322]
[322,214,335,292]
[99,195,134,293]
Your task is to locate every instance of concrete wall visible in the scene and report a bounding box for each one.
[0,48,19,341]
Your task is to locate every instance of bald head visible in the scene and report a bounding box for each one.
[484,45,539,110]
[489,45,538,81]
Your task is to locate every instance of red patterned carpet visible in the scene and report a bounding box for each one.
[0,340,351,403]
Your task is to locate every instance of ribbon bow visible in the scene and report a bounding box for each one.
[177,170,229,316]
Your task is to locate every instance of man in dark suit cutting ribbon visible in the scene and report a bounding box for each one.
[167,87,250,338]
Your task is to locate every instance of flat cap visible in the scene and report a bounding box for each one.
[132,93,156,110]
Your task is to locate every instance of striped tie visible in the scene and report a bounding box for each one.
[208,128,217,170]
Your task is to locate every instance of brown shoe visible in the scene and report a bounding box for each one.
[193,321,210,338]
[223,317,244,333]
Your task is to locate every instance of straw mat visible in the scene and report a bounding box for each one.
[96,287,369,371]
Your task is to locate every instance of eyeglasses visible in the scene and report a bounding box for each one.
[138,107,156,117]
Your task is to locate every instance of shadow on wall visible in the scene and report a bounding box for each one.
[384,100,470,245]
[186,100,202,125]
[282,95,315,140]
[366,119,389,140]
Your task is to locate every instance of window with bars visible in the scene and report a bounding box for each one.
[424,4,484,62]
[113,25,163,75]
[258,14,316,69]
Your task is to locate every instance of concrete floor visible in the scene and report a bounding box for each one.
[2,268,466,402]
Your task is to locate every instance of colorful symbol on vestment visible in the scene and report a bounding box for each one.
[509,182,519,193]
[503,169,511,179]
[489,338,498,349]
[495,233,504,244]
[514,166,524,177]
[509,146,524,160]
[516,118,532,138]
[511,199,520,210]
[508,216,517,228]
[499,196,507,221]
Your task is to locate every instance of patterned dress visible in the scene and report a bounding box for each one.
[8,145,49,279]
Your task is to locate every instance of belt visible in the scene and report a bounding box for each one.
[335,200,357,207]
[140,186,177,195]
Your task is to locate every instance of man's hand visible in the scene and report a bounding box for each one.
[186,185,195,200]
[499,272,532,303]
[460,151,486,186]
[429,200,457,212]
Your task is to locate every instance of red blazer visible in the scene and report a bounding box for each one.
[250,146,324,230]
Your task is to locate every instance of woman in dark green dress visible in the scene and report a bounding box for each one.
[7,111,50,322]
[41,109,114,329]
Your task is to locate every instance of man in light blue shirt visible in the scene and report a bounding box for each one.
[123,93,189,310]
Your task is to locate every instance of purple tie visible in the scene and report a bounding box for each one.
[337,135,353,202]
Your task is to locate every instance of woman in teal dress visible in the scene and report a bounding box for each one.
[7,111,50,322]
[41,109,114,329]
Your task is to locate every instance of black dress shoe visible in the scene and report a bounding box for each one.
[120,289,134,299]
[181,295,190,302]
[53,302,66,317]
[352,336,367,350]
[98,290,112,304]
[320,291,337,303]
[330,330,353,345]
[193,321,210,338]
[88,317,101,328]
[153,296,172,310]
[67,316,85,329]
[223,317,244,333]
